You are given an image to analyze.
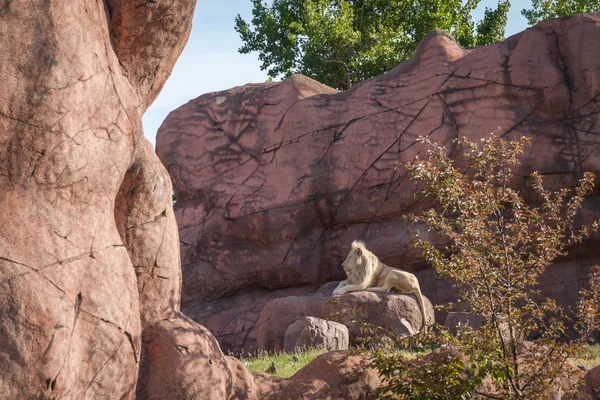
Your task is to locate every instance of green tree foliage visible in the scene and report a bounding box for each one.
[475,0,510,45]
[235,0,511,90]
[522,0,600,25]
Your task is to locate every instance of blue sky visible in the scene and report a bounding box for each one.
[142,0,530,146]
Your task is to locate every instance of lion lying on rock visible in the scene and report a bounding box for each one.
[333,240,428,332]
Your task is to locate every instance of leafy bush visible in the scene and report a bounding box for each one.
[359,132,600,399]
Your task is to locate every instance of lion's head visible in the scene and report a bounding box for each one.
[341,240,379,286]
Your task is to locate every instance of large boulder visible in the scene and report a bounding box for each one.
[257,282,434,351]
[584,365,600,398]
[284,316,349,352]
[0,1,197,398]
[0,1,416,399]
[252,351,381,400]
[136,314,232,400]
[156,13,600,353]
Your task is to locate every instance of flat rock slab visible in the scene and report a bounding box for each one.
[257,282,434,351]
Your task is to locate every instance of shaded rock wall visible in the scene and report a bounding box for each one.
[157,13,600,353]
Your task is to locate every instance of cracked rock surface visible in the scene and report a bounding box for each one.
[0,0,197,398]
[0,1,380,399]
[157,13,600,353]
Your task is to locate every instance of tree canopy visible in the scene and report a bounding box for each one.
[522,0,600,24]
[236,0,599,90]
[235,0,510,90]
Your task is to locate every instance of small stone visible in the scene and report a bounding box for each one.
[393,318,415,338]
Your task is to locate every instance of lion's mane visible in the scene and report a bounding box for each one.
[345,240,380,286]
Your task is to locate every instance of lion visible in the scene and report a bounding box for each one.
[332,240,428,332]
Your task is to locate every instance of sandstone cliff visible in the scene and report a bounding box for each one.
[157,12,600,353]
[0,2,383,398]
[0,1,197,398]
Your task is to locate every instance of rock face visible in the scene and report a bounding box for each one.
[257,282,434,351]
[0,1,197,398]
[584,365,600,398]
[252,351,381,400]
[156,13,600,353]
[284,316,349,352]
[0,2,383,399]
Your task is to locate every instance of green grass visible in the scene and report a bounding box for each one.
[236,346,423,378]
[236,343,600,379]
[238,347,329,378]
[574,344,600,370]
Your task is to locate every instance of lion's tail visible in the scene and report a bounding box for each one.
[414,287,427,333]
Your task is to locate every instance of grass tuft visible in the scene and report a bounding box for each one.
[237,347,329,378]
[574,344,600,370]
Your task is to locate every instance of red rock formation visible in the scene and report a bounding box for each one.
[157,13,600,353]
[136,314,233,399]
[0,1,381,399]
[0,1,197,398]
[257,282,434,351]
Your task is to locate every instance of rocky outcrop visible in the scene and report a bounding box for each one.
[284,317,349,352]
[0,1,197,398]
[584,365,600,398]
[156,12,600,353]
[257,282,434,351]
[251,351,381,400]
[136,314,232,399]
[0,1,384,399]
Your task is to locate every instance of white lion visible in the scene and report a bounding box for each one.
[332,240,428,332]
